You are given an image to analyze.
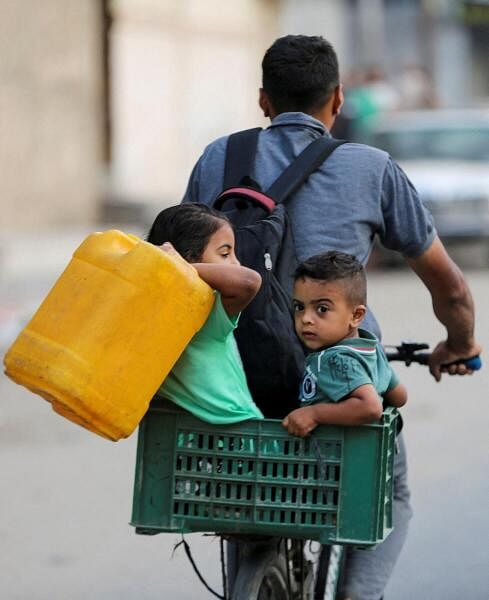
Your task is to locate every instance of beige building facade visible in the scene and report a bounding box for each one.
[8,1,481,233]
[0,0,104,232]
[108,0,281,216]
[0,0,285,233]
[0,0,352,233]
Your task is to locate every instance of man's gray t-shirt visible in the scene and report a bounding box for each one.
[182,112,436,338]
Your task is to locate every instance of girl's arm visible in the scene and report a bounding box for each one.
[192,263,261,316]
[159,243,261,316]
[282,384,383,437]
[383,382,408,408]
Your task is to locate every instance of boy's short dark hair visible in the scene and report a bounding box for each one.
[262,35,339,114]
[294,251,367,306]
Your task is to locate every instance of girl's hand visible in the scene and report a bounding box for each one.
[282,406,318,437]
[159,242,182,259]
[158,242,194,272]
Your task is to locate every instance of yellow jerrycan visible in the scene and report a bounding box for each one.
[3,230,214,440]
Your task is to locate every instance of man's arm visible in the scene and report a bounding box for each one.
[282,384,383,437]
[407,236,481,381]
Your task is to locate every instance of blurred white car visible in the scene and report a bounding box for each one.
[365,110,489,257]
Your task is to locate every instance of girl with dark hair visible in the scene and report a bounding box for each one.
[147,203,263,423]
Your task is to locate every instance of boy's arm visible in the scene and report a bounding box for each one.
[282,384,383,437]
[192,263,261,316]
[383,382,407,408]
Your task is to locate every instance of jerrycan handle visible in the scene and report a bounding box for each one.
[110,231,200,283]
[74,230,138,263]
[73,230,205,287]
[105,230,140,254]
[72,231,152,281]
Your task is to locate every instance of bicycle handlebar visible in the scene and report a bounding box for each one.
[385,341,482,371]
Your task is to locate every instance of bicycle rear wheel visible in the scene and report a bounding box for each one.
[230,541,289,600]
[314,545,345,600]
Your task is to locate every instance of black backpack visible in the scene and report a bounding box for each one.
[213,128,345,418]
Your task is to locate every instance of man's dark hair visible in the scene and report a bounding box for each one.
[146,203,230,262]
[294,251,367,306]
[262,35,339,114]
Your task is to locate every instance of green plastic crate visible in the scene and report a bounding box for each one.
[131,398,397,547]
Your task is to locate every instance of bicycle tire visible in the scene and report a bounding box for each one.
[230,542,290,600]
[314,545,345,600]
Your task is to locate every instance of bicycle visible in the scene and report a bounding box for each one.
[131,343,481,600]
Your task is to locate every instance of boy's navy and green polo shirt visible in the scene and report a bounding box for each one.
[299,328,399,406]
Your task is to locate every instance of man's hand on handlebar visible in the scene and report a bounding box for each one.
[428,340,482,382]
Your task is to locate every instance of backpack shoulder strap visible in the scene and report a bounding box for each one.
[223,127,262,189]
[266,137,346,204]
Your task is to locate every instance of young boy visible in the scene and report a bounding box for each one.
[283,251,407,437]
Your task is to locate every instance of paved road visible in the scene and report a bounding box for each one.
[1,254,488,599]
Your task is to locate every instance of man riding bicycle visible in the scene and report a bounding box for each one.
[181,34,481,599]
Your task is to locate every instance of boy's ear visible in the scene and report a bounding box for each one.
[351,304,366,326]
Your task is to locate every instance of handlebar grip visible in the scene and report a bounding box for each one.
[414,352,429,365]
[456,355,482,371]
[435,355,482,370]
[387,352,482,370]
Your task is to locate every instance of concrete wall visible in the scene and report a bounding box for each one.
[279,0,347,65]
[0,0,103,232]
[108,0,279,213]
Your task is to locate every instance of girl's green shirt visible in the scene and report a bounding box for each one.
[159,292,264,423]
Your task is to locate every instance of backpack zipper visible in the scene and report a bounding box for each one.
[264,252,273,271]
